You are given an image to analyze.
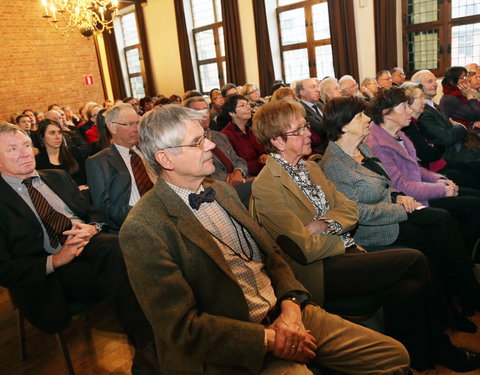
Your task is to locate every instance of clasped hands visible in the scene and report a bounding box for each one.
[52,222,98,268]
[265,300,317,363]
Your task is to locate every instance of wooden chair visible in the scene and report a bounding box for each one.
[11,294,100,375]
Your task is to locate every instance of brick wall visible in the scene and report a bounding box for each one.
[0,0,105,122]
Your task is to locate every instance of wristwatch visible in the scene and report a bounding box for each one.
[280,292,309,310]
[89,222,104,233]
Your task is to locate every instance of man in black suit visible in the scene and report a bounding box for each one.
[0,123,157,374]
[86,103,154,233]
[411,69,480,166]
[297,78,327,153]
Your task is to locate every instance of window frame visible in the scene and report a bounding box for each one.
[276,0,333,82]
[189,0,226,93]
[402,0,480,77]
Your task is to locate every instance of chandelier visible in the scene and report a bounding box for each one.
[40,0,119,37]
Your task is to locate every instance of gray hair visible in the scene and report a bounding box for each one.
[182,96,208,108]
[139,104,204,176]
[410,70,434,84]
[0,122,28,138]
[361,76,376,86]
[319,77,339,102]
[338,75,356,89]
[104,103,135,125]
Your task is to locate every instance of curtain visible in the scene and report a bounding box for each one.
[374,0,397,72]
[221,0,247,85]
[252,0,275,96]
[173,0,196,92]
[134,2,156,97]
[327,0,359,81]
[102,30,127,100]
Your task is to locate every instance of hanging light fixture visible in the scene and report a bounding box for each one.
[40,0,119,37]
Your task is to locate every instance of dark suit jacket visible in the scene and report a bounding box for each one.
[300,100,326,153]
[120,178,307,375]
[0,169,103,290]
[86,145,132,233]
[209,130,248,181]
[419,105,480,164]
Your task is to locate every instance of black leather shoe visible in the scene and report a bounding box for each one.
[435,347,480,372]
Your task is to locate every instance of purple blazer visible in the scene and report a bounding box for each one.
[365,123,446,205]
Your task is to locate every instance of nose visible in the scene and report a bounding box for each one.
[204,138,216,151]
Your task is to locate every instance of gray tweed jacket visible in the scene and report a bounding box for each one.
[319,141,408,247]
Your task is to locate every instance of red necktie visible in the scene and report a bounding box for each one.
[212,147,234,174]
[129,150,153,196]
[23,177,72,248]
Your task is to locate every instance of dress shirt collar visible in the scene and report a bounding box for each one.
[2,170,40,187]
[165,181,204,208]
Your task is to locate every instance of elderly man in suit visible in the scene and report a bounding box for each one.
[0,123,157,374]
[411,70,480,166]
[183,96,253,207]
[119,104,410,375]
[86,103,154,233]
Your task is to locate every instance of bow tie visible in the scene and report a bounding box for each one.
[188,187,216,210]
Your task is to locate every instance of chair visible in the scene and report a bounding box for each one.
[11,294,100,375]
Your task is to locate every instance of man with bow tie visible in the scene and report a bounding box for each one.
[119,104,410,375]
[86,103,155,233]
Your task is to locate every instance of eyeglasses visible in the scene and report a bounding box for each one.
[236,104,250,110]
[282,123,311,136]
[113,121,140,127]
[245,89,260,95]
[162,130,211,150]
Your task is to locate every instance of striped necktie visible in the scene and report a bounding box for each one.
[129,149,153,196]
[22,177,72,248]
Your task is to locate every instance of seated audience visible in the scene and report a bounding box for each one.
[120,104,411,375]
[391,67,406,86]
[84,105,102,145]
[183,96,252,206]
[360,76,380,100]
[123,97,141,115]
[103,99,113,110]
[297,78,325,153]
[139,96,154,115]
[22,109,38,131]
[467,69,480,99]
[320,96,480,313]
[240,83,265,114]
[0,123,156,375]
[271,87,296,101]
[221,82,238,98]
[410,69,480,166]
[86,103,154,233]
[402,83,480,190]
[62,105,81,126]
[250,98,480,372]
[94,108,112,151]
[36,119,86,186]
[365,87,480,258]
[377,70,393,88]
[338,75,359,96]
[221,94,267,176]
[440,66,480,128]
[168,94,182,105]
[319,77,342,104]
[209,89,224,121]
[16,114,40,149]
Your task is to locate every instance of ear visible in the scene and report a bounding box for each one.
[107,123,117,135]
[382,108,392,120]
[155,150,174,171]
[270,136,286,152]
[341,124,350,133]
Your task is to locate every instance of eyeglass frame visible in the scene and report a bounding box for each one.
[161,130,211,150]
[281,123,311,137]
[112,120,140,127]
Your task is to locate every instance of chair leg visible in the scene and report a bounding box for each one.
[56,331,75,375]
[16,309,27,361]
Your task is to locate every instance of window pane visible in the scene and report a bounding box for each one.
[312,3,330,41]
[125,48,141,74]
[407,0,439,25]
[452,23,480,66]
[191,0,215,28]
[222,60,226,83]
[121,13,139,47]
[452,0,480,18]
[279,8,307,46]
[130,76,145,98]
[283,49,309,83]
[219,27,225,57]
[195,29,216,60]
[214,0,222,22]
[199,63,220,92]
[278,0,303,6]
[407,30,439,71]
[315,45,335,79]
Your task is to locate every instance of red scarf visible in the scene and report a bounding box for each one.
[443,84,469,104]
